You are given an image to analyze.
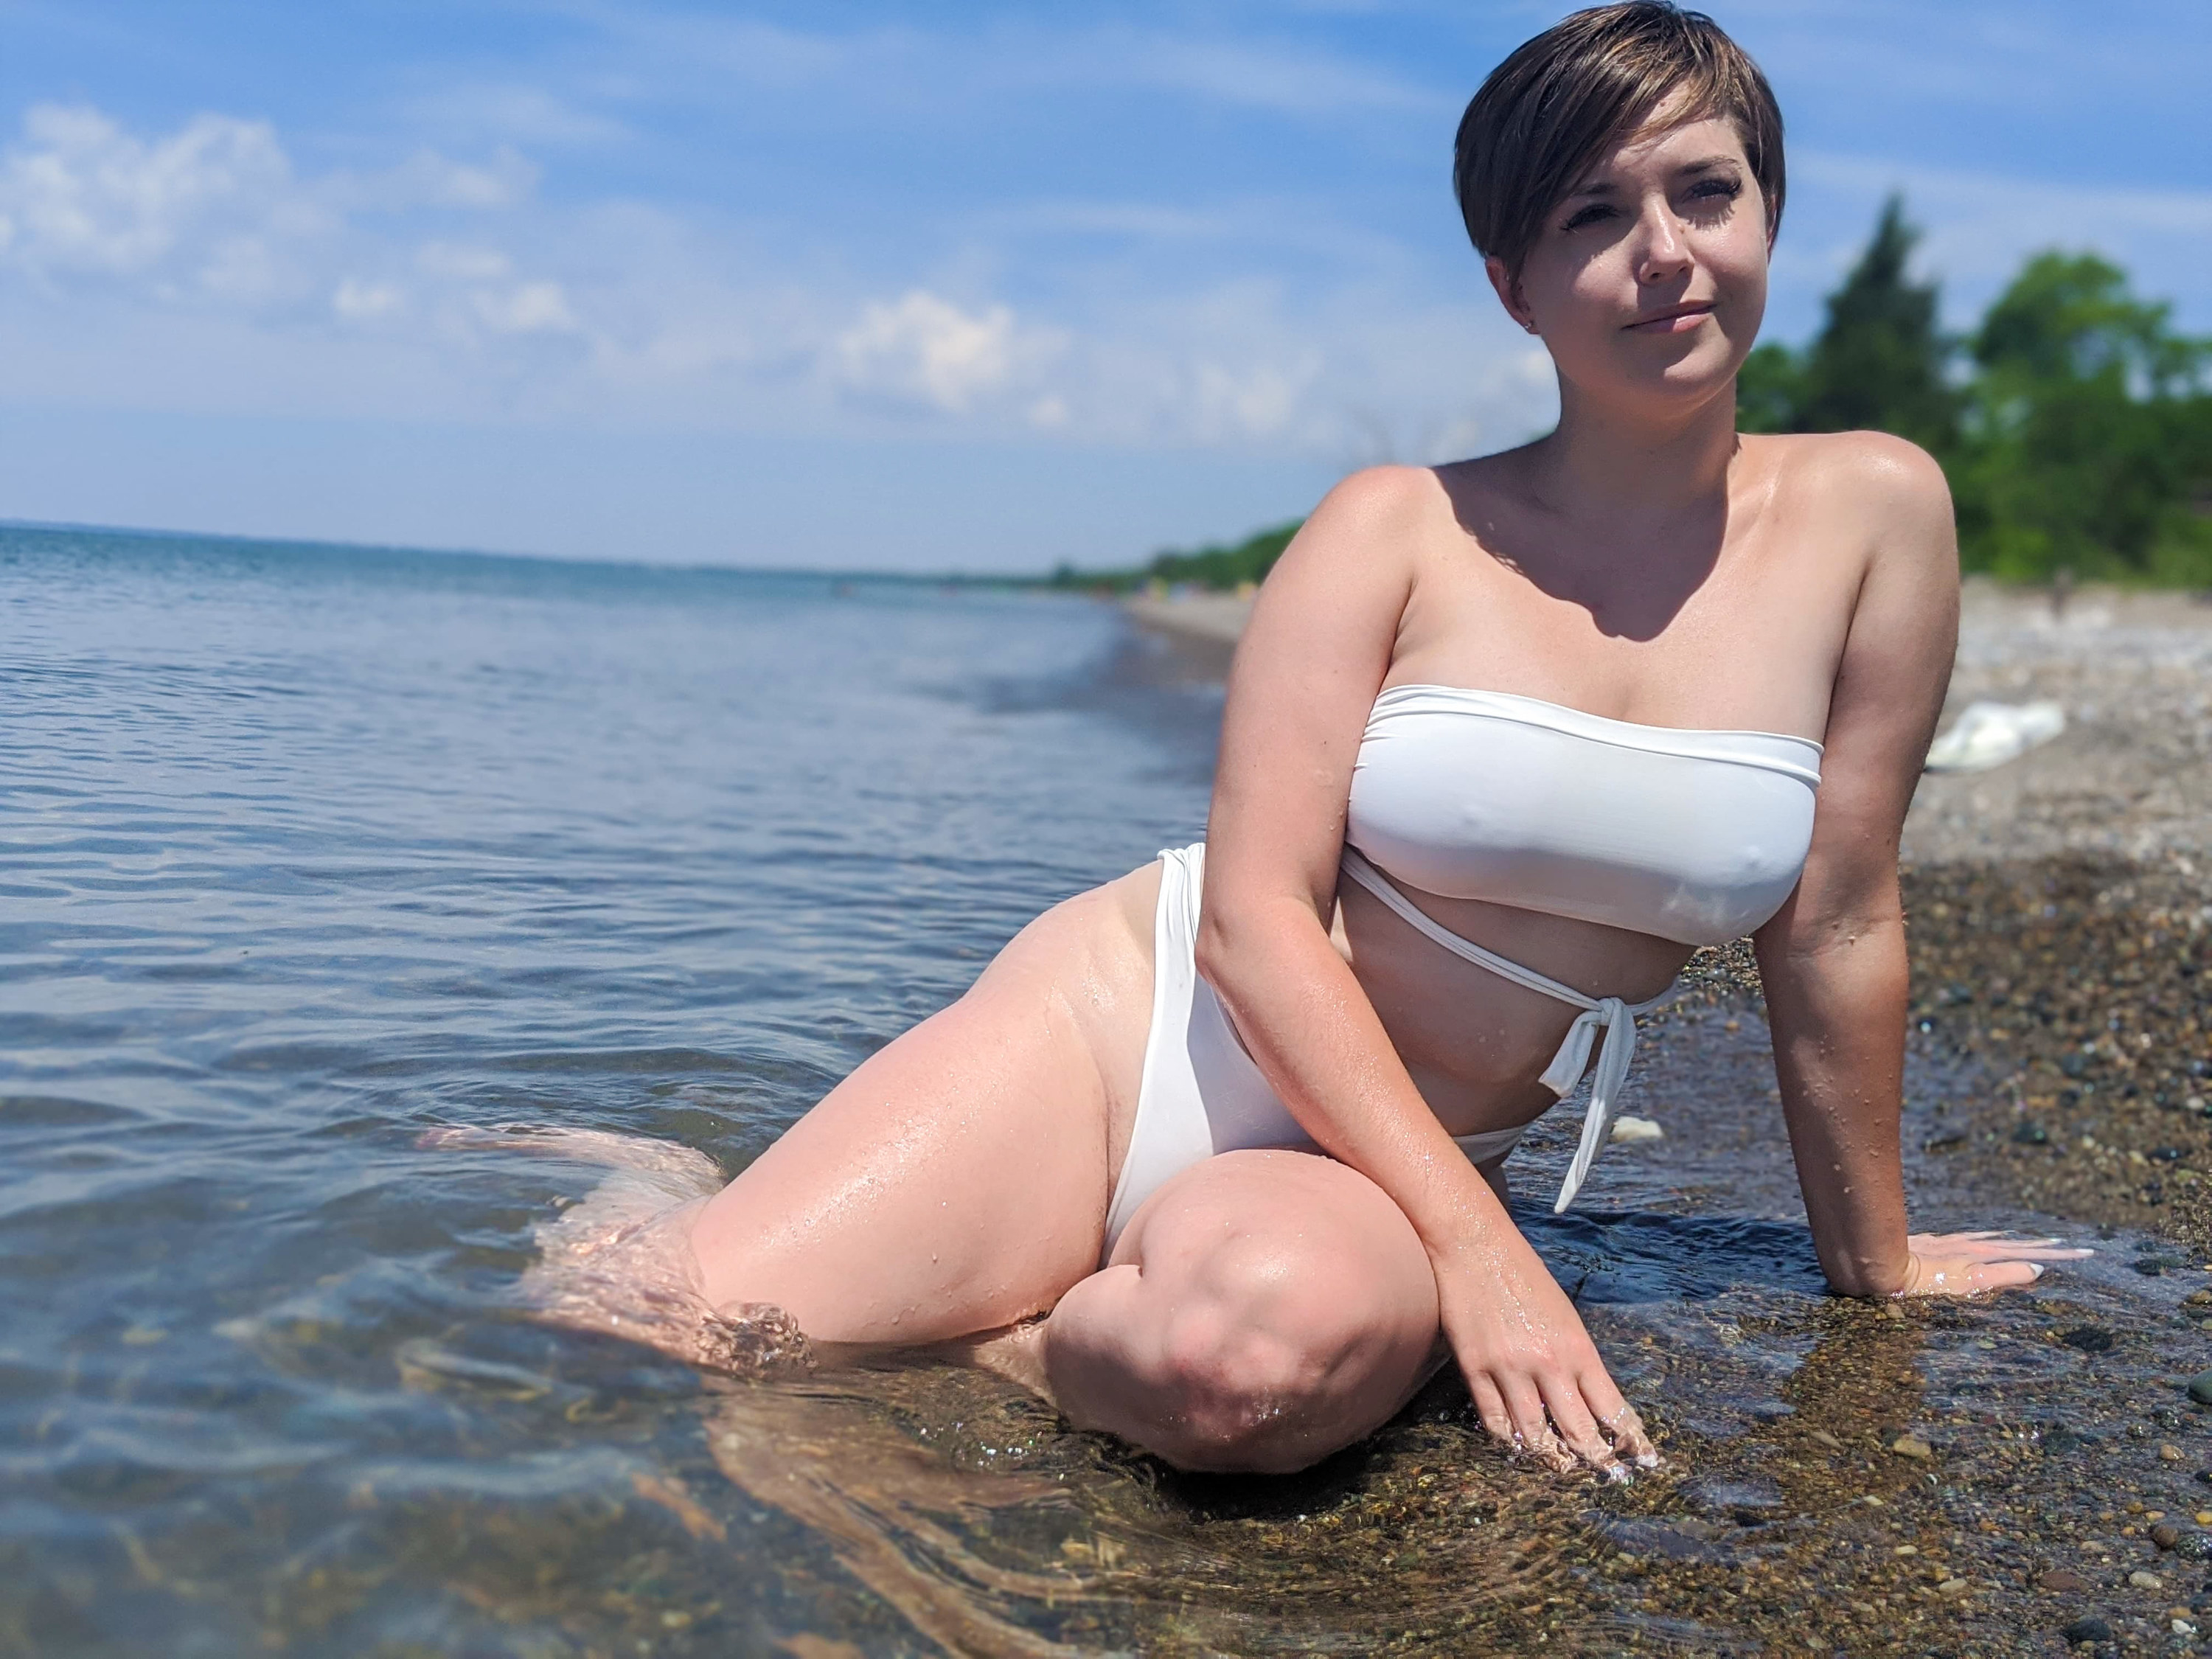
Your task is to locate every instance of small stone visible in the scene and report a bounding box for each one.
[1893,1544,1919,1557]
[2012,1120,2051,1146]
[2196,1509,2212,1525]
[2165,1444,2188,1461]
[1889,1434,1934,1460]
[2038,1568,2091,1593]
[1808,1428,1843,1450]
[2063,1326,2117,1354]
[2062,1615,2112,1644]
[1936,1577,1969,1595]
[2133,1569,2167,1590]
[2188,1370,2212,1405]
[1610,1113,1663,1144]
[2174,1532,2212,1563]
[2154,1522,2183,1548]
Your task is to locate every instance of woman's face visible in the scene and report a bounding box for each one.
[1491,109,1771,414]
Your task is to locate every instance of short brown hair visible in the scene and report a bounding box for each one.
[1453,4,1785,281]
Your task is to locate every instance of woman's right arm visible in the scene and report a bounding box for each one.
[1195,467,1654,1475]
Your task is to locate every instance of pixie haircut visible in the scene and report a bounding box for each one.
[1453,3,1784,281]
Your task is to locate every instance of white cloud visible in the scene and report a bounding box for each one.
[834,290,1046,413]
[333,276,404,320]
[401,83,633,149]
[1192,358,1315,441]
[415,240,512,281]
[1119,35,1448,116]
[0,98,1547,459]
[0,103,319,285]
[373,147,539,211]
[476,279,577,335]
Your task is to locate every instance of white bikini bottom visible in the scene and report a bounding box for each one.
[1100,842,1667,1261]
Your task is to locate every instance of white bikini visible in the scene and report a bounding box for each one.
[1102,685,1823,1257]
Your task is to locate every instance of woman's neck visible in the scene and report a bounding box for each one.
[1522,377,1741,525]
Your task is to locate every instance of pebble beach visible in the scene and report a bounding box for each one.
[1114,577,2212,1655]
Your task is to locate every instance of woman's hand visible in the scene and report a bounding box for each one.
[1434,1238,1657,1478]
[1896,1230,2093,1296]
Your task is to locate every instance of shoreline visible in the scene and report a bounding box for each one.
[1122,577,2212,1254]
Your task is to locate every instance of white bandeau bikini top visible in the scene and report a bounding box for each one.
[1346,684,1823,948]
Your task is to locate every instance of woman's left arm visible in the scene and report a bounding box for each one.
[1752,436,2086,1297]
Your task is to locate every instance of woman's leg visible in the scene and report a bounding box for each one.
[1029,1148,1444,1475]
[681,871,1157,1350]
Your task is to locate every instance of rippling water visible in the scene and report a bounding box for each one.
[6,524,2205,1657]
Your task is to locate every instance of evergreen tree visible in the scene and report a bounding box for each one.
[1796,196,1958,450]
[1739,195,1958,451]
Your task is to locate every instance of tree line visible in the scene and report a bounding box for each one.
[1742,196,2211,585]
[1050,198,2212,593]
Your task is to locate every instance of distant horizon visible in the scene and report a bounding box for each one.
[0,511,1124,584]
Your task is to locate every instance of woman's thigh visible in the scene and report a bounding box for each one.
[684,871,1157,1348]
[1039,1148,1444,1474]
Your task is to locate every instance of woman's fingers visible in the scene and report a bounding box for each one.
[1962,1260,2047,1292]
[1904,1253,2059,1296]
[1538,1374,1623,1476]
[1464,1363,1657,1476]
[1500,1377,1573,1472]
[1908,1230,2092,1262]
[1578,1366,1660,1468]
[1467,1372,1516,1447]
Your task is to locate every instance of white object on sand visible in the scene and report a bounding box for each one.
[1610,1114,1664,1144]
[1922,700,2066,773]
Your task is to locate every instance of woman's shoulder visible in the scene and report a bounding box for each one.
[1306,463,1456,530]
[1747,429,1952,518]
[1270,465,1455,585]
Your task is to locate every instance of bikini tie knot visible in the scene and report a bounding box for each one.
[1335,846,1664,1215]
[1541,996,1638,1214]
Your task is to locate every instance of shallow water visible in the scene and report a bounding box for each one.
[4,525,2208,1656]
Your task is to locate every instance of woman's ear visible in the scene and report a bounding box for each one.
[1484,254,1540,336]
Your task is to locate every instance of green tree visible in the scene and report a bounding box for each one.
[1737,195,1958,453]
[1953,253,2212,581]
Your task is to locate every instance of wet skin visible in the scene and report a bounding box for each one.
[494,109,2087,1478]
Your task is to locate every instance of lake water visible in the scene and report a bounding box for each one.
[5,524,2205,1657]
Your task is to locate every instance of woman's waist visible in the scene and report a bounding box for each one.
[1331,877,1669,1099]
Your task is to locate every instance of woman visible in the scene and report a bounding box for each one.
[481,2,2085,1480]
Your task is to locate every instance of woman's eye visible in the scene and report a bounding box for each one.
[1688,178,1742,205]
[1563,204,1615,230]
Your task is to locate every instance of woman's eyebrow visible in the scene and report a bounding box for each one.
[1566,153,1741,200]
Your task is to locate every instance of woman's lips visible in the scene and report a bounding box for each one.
[1624,304,1714,333]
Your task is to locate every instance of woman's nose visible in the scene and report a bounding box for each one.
[1632,201,1691,283]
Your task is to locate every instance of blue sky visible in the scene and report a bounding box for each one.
[1,1,2205,573]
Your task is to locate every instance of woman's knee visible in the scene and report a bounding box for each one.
[1147,1290,1343,1472]
[1085,1223,1432,1474]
